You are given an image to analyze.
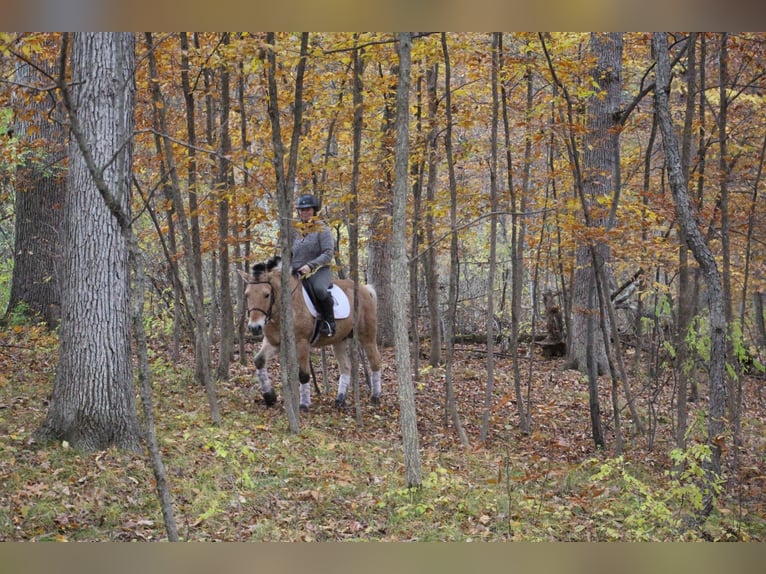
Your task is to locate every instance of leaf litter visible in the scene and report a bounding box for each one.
[0,324,764,541]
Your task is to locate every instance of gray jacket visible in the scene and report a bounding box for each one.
[291,219,334,273]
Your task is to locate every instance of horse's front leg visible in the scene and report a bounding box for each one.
[254,340,278,406]
[332,339,352,408]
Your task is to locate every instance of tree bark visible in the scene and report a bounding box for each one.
[5,59,65,328]
[653,32,727,501]
[441,33,470,448]
[675,32,697,450]
[147,33,219,424]
[35,32,141,451]
[216,32,234,381]
[265,32,309,433]
[505,35,530,434]
[424,63,442,366]
[480,32,501,443]
[368,61,396,347]
[392,33,422,488]
[567,33,622,376]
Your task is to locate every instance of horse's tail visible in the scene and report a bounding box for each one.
[364,284,378,305]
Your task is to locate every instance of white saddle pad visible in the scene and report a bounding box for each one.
[302,284,350,319]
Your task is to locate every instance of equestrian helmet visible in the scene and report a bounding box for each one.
[296,194,320,211]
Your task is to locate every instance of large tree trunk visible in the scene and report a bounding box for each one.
[368,62,396,347]
[567,33,622,376]
[5,59,66,328]
[35,32,141,452]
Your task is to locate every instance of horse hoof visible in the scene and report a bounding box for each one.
[263,390,277,407]
[334,394,346,409]
[371,394,380,406]
[299,404,309,413]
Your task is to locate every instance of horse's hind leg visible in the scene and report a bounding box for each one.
[362,338,382,405]
[254,340,278,406]
[297,340,313,412]
[332,339,351,408]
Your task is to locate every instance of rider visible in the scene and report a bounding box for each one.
[291,193,336,337]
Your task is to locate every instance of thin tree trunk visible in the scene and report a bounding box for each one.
[265,32,309,433]
[237,61,251,366]
[392,32,422,488]
[506,38,530,434]
[675,32,697,450]
[147,32,219,424]
[480,32,501,443]
[424,63,442,366]
[717,33,741,466]
[441,32,470,448]
[129,240,179,541]
[410,67,424,384]
[350,41,364,426]
[654,32,727,510]
[216,32,234,381]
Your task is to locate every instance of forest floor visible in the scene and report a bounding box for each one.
[1,322,764,541]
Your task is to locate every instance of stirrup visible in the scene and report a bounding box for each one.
[319,320,335,337]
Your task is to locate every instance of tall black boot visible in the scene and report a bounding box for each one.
[316,294,336,336]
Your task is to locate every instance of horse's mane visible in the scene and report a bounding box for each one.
[251,256,282,281]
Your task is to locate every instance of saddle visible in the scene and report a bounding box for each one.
[301,280,350,344]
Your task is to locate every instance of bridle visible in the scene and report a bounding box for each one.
[245,279,275,324]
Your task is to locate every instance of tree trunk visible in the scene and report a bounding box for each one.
[392,32,422,488]
[265,32,309,433]
[506,36,530,434]
[480,32,501,443]
[675,32,697,450]
[654,32,727,504]
[148,32,219,424]
[5,59,65,328]
[424,63,442,366]
[349,41,364,425]
[35,32,141,452]
[368,61,396,347]
[717,33,741,465]
[216,32,234,381]
[441,32,470,448]
[567,33,622,376]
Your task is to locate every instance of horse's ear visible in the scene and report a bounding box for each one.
[237,268,255,283]
[266,256,282,271]
[251,262,267,279]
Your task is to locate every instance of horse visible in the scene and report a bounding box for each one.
[237,256,382,412]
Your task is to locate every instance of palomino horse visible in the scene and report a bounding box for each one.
[237,256,382,411]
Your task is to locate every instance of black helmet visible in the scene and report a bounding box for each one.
[296,194,320,211]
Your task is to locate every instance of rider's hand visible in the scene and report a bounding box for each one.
[298,265,311,276]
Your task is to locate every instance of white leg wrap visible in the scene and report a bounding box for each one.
[257,368,272,394]
[300,382,311,408]
[371,371,382,397]
[337,373,350,397]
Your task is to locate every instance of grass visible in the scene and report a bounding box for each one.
[1,322,764,541]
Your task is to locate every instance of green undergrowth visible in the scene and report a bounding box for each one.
[1,323,763,541]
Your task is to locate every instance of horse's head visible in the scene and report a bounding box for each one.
[237,259,282,336]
